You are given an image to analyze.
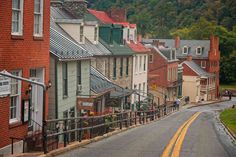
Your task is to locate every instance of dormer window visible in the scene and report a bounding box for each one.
[127,28,130,41]
[94,27,98,42]
[182,46,188,54]
[196,47,202,55]
[80,25,84,43]
[171,49,176,60]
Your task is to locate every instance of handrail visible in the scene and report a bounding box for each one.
[10,137,24,155]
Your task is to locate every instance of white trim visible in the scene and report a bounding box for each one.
[182,46,188,54]
[11,0,24,36]
[196,46,202,55]
[9,70,22,124]
[201,61,206,68]
[33,0,44,37]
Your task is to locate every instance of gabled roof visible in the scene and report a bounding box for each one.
[50,6,93,60]
[142,39,210,59]
[50,28,92,60]
[127,41,150,54]
[182,61,214,78]
[88,9,114,24]
[91,67,133,97]
[99,38,133,56]
[80,38,112,56]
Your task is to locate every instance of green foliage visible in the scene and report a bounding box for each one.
[220,108,236,135]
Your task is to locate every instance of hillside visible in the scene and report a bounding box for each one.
[87,0,236,38]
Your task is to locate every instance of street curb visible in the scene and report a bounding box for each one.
[37,110,178,157]
[186,99,230,109]
[219,116,236,141]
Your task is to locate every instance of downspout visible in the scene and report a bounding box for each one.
[55,59,58,119]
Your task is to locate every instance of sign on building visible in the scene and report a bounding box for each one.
[0,72,10,97]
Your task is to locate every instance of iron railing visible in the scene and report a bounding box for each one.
[44,104,178,153]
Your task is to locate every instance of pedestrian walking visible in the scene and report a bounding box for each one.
[176,98,180,110]
[229,91,232,100]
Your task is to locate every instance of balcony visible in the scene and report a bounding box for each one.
[200,84,216,91]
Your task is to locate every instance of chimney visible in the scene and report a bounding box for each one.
[63,0,88,18]
[175,36,180,49]
[51,0,63,8]
[137,35,142,42]
[210,35,214,51]
[186,55,192,61]
[108,8,127,22]
[153,40,160,47]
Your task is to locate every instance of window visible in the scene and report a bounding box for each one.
[149,54,153,63]
[126,57,129,76]
[143,82,146,92]
[144,56,146,71]
[201,61,206,68]
[113,58,116,78]
[168,68,170,81]
[196,47,202,55]
[171,50,176,60]
[182,46,188,54]
[34,0,43,36]
[80,25,84,42]
[94,27,98,42]
[135,56,138,73]
[77,61,81,85]
[120,58,123,77]
[127,29,130,41]
[12,0,23,35]
[62,62,68,96]
[139,56,142,72]
[9,71,21,123]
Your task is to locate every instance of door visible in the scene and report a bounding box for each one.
[29,78,43,131]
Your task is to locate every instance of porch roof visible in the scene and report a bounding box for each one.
[90,67,133,97]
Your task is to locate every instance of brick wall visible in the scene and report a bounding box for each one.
[0,0,50,148]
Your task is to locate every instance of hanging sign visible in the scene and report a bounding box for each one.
[0,72,10,97]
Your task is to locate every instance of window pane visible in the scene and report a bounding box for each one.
[13,0,20,9]
[10,97,17,119]
[34,0,41,13]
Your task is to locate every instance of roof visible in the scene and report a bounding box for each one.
[88,9,114,24]
[50,28,92,60]
[91,67,133,97]
[127,41,150,54]
[50,7,93,60]
[142,39,210,59]
[80,38,112,56]
[99,38,134,56]
[182,61,215,78]
[88,9,136,28]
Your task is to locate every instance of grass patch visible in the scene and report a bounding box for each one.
[220,83,236,92]
[220,108,236,136]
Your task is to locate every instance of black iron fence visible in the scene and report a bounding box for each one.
[43,105,178,153]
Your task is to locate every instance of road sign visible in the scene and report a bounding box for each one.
[0,71,11,97]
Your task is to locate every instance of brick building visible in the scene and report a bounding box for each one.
[144,43,179,105]
[0,0,50,154]
[143,35,220,99]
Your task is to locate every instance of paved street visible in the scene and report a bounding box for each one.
[57,98,236,157]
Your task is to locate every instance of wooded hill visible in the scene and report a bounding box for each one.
[87,0,236,83]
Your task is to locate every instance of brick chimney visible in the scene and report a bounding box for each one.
[108,8,127,22]
[186,55,192,61]
[210,35,219,51]
[137,35,142,42]
[63,0,88,18]
[175,36,180,49]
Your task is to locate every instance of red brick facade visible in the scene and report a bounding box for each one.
[0,0,50,148]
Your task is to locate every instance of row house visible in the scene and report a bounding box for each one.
[0,0,50,155]
[89,9,149,110]
[143,36,220,99]
[182,56,216,102]
[49,1,132,118]
[144,43,179,105]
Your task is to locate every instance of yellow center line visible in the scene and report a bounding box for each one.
[161,112,200,157]
[171,112,200,157]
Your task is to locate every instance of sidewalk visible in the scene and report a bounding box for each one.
[181,97,230,109]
